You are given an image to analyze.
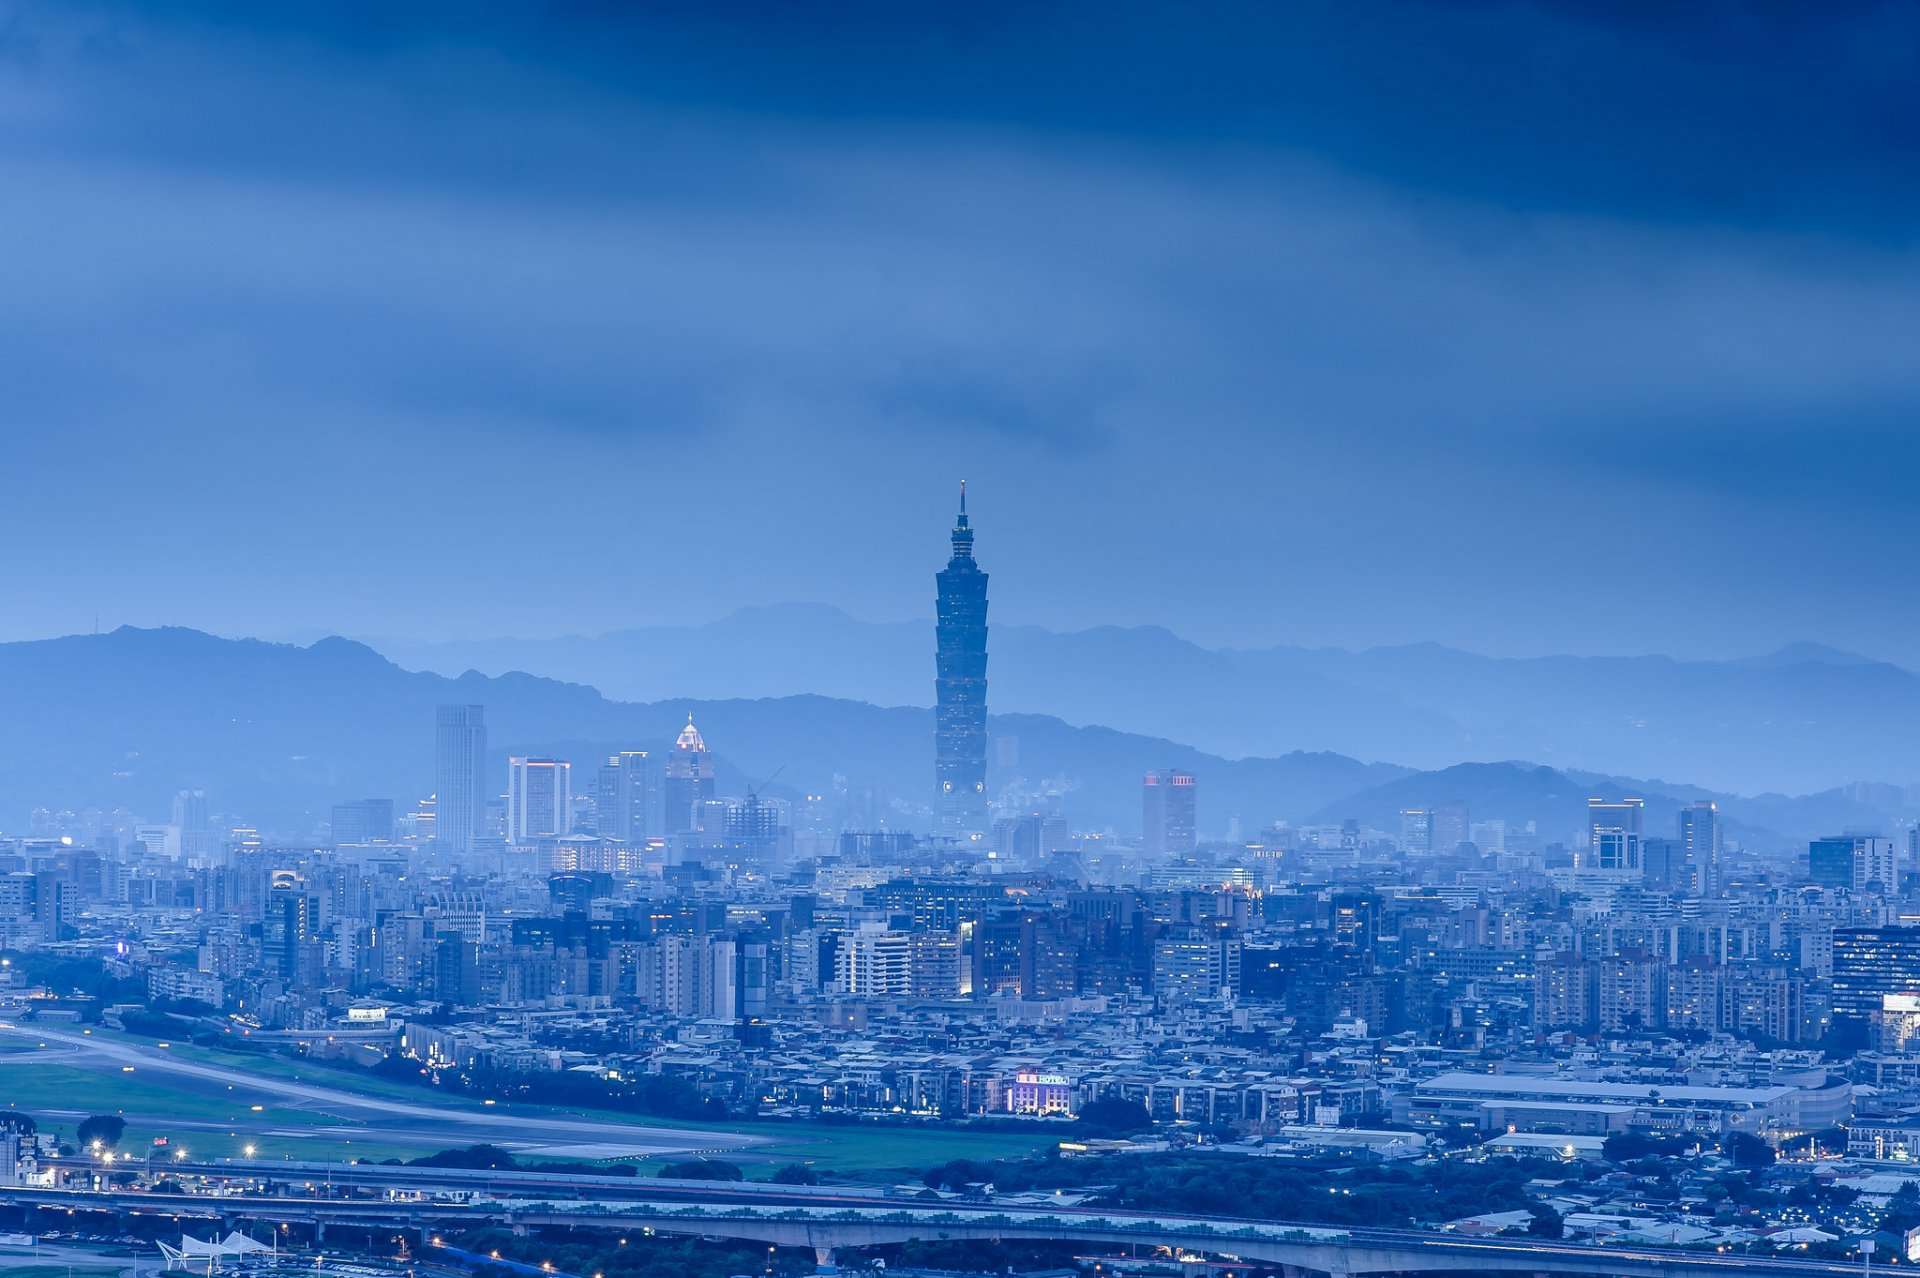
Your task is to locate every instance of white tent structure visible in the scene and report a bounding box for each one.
[158,1231,272,1272]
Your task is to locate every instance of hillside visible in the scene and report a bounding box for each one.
[0,627,1403,836]
[363,604,1920,794]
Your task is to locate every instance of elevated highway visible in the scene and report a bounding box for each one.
[0,1185,1885,1277]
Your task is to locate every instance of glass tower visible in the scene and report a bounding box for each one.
[934,483,990,838]
[434,704,488,855]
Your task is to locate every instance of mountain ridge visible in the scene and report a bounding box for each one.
[360,604,1920,793]
[0,625,1912,848]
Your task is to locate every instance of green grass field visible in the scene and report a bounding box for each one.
[0,1063,333,1126]
[0,1266,127,1278]
[0,1059,443,1164]
[0,1037,1063,1176]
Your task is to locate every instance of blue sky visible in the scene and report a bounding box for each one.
[1,1,1916,659]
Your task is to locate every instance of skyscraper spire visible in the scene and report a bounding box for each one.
[951,479,975,559]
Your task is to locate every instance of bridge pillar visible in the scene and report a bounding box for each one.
[511,1224,529,1238]
[813,1245,835,1270]
[315,1222,327,1244]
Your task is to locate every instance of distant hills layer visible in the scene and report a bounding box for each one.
[2,625,1913,848]
[362,603,1920,796]
[0,626,1399,837]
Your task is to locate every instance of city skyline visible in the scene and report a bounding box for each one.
[5,5,1920,1267]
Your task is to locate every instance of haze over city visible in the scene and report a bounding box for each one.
[2,6,1920,1278]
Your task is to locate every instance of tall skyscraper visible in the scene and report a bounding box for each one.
[596,751,652,842]
[1585,797,1644,873]
[1677,799,1722,895]
[1142,769,1197,857]
[663,715,717,835]
[507,757,572,843]
[434,704,488,855]
[934,482,989,838]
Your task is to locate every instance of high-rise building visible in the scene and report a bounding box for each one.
[1584,797,1644,873]
[834,923,914,997]
[1641,837,1688,892]
[1809,833,1896,893]
[506,757,572,843]
[1430,801,1470,855]
[172,788,216,862]
[1832,926,1920,1026]
[1678,800,1722,895]
[1142,770,1197,857]
[1398,808,1433,855]
[663,715,717,835]
[934,483,990,838]
[595,751,652,841]
[434,705,488,855]
[330,799,395,845]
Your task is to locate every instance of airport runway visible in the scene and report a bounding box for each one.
[0,1024,760,1160]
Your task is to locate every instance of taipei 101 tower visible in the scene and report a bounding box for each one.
[934,482,990,838]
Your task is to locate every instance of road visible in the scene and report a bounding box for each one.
[0,1024,760,1160]
[0,1187,1891,1278]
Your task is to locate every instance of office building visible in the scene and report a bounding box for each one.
[330,799,394,845]
[1398,808,1432,855]
[506,757,572,843]
[1810,833,1896,894]
[663,716,717,835]
[1585,797,1644,873]
[595,751,652,842]
[1678,800,1723,895]
[934,483,990,838]
[1431,801,1470,855]
[434,705,488,855]
[1142,769,1197,857]
[1641,838,1689,893]
[172,788,216,862]
[1832,927,1920,1020]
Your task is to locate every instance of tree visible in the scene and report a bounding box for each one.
[923,1159,1001,1193]
[659,1159,743,1181]
[770,1164,819,1185]
[1528,1205,1565,1239]
[76,1115,126,1151]
[1076,1097,1154,1135]
[1722,1132,1776,1169]
[1884,1182,1920,1234]
[410,1144,518,1170]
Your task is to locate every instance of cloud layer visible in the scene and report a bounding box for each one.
[0,1,1916,660]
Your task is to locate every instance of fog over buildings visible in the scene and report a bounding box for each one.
[0,4,1917,1276]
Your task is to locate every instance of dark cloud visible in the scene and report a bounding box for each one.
[0,0,1913,662]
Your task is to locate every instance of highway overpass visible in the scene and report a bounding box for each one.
[0,1185,1884,1277]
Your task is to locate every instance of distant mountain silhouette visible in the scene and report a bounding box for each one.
[0,626,1409,837]
[365,606,1920,795]
[1305,760,1911,847]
